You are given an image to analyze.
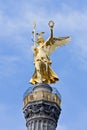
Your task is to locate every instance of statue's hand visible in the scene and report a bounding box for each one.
[32,46,38,56]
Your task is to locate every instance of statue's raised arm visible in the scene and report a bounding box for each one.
[30,20,71,85]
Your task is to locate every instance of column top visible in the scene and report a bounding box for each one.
[23,83,61,100]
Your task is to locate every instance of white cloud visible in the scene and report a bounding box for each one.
[0,55,19,79]
[72,36,87,70]
[0,2,87,70]
[0,2,87,130]
[0,2,87,36]
[0,2,87,34]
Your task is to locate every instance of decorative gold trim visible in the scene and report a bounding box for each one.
[23,91,61,108]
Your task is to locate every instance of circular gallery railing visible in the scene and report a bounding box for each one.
[23,84,61,108]
[23,85,61,100]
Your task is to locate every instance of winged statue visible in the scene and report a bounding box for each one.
[30,20,70,84]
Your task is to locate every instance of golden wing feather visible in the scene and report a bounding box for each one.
[43,36,71,55]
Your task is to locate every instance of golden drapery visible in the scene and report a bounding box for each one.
[30,60,59,84]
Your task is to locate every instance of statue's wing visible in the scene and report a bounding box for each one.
[43,36,71,55]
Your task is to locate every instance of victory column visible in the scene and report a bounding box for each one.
[23,20,70,130]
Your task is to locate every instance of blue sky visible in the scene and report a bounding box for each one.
[0,0,87,130]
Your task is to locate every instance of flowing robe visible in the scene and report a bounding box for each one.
[30,45,59,84]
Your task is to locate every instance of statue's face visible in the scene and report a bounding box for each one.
[38,38,44,44]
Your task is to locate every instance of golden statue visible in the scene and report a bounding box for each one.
[30,20,70,84]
